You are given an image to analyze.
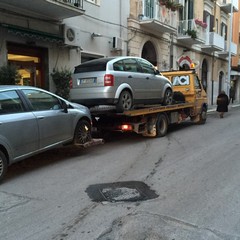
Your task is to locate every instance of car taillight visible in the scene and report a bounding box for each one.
[104,74,114,86]
[69,78,73,89]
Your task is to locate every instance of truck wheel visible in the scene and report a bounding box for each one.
[156,114,168,137]
[162,88,173,105]
[116,90,133,112]
[73,119,92,145]
[0,150,7,183]
[198,107,207,124]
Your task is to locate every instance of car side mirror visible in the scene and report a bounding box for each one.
[62,101,68,113]
[154,69,160,75]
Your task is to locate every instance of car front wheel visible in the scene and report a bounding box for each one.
[74,119,92,145]
[0,150,7,183]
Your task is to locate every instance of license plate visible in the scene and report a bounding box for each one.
[78,78,95,85]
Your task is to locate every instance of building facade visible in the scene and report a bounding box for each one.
[0,0,129,92]
[128,0,240,105]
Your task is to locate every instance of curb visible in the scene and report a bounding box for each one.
[207,104,240,113]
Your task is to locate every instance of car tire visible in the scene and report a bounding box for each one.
[162,88,173,105]
[0,150,7,183]
[156,113,168,137]
[198,106,207,124]
[116,90,133,112]
[73,119,92,145]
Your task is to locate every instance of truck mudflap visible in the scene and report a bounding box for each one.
[75,138,104,148]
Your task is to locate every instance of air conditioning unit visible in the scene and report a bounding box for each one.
[63,25,81,47]
[112,37,123,50]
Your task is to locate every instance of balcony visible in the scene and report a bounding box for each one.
[201,32,225,53]
[138,3,178,34]
[219,0,238,13]
[0,0,84,21]
[177,19,206,45]
[217,41,237,58]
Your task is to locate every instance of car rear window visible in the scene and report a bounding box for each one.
[74,58,114,73]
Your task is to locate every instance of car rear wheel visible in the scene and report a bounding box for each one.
[162,88,173,105]
[0,150,7,183]
[73,119,92,145]
[116,90,133,112]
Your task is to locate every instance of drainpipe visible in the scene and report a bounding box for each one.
[211,0,217,105]
[227,0,233,95]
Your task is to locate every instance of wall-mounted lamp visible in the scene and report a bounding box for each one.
[91,33,102,38]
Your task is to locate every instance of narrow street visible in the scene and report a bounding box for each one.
[1,106,240,240]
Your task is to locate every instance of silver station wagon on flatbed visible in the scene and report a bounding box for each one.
[70,56,173,112]
[0,85,92,182]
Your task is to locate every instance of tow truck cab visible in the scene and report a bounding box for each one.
[162,70,208,122]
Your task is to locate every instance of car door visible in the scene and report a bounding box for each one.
[120,58,147,100]
[21,89,74,149]
[136,58,165,100]
[0,90,39,161]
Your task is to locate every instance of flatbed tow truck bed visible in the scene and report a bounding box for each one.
[90,101,202,138]
[90,69,208,138]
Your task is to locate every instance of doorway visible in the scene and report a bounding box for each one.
[201,59,208,92]
[7,42,48,88]
[141,41,157,67]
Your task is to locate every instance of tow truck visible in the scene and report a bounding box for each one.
[91,69,208,138]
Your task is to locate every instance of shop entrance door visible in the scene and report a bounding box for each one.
[7,43,48,88]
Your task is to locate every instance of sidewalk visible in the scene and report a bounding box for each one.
[207,103,240,113]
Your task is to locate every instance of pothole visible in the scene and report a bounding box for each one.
[85,181,158,202]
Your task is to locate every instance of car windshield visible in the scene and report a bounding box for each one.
[74,58,115,73]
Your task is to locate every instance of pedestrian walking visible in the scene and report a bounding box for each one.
[229,86,235,104]
[216,90,229,118]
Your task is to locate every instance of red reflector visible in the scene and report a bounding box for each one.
[104,74,114,86]
[69,79,73,89]
[121,124,132,131]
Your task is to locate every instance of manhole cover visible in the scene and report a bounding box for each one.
[85,181,158,202]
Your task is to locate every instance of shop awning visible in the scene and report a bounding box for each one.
[1,24,64,44]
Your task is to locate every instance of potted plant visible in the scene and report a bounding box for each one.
[186,29,197,39]
[159,0,167,6]
[0,64,21,85]
[51,67,72,99]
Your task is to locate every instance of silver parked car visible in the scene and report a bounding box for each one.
[70,56,173,112]
[0,85,92,182]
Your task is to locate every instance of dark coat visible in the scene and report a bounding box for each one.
[216,93,229,112]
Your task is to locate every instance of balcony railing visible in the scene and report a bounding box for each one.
[56,0,83,8]
[201,32,225,53]
[219,0,238,13]
[177,19,206,44]
[218,40,237,58]
[138,2,178,34]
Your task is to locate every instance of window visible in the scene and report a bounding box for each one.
[22,89,62,111]
[122,59,140,73]
[145,0,154,18]
[113,61,125,71]
[0,90,24,114]
[137,58,155,74]
[194,75,201,89]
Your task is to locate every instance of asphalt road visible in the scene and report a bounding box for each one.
[1,106,240,240]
